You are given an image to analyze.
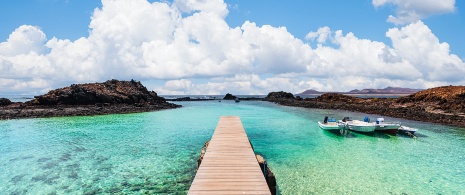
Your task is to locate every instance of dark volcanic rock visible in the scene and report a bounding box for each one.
[398,86,465,103]
[28,79,167,106]
[398,86,465,113]
[223,93,237,100]
[0,80,180,120]
[265,91,294,102]
[316,93,359,102]
[174,97,191,101]
[0,98,12,106]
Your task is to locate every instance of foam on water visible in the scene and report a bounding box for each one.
[0,101,464,194]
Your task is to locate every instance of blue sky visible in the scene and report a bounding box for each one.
[232,1,465,58]
[2,0,463,56]
[0,0,464,95]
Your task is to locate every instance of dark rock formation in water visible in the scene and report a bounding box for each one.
[264,91,294,102]
[0,98,12,106]
[0,80,180,119]
[265,88,465,128]
[29,79,166,106]
[223,93,237,100]
[316,93,358,102]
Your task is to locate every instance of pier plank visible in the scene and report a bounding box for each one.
[188,116,271,195]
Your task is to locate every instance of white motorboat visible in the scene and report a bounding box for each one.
[398,126,417,134]
[373,118,401,134]
[345,118,376,133]
[318,121,345,131]
[318,117,344,131]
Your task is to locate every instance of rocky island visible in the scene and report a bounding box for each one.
[0,79,180,119]
[265,86,465,128]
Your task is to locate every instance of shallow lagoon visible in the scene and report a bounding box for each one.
[1,101,464,194]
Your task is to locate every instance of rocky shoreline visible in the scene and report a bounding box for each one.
[264,88,465,128]
[0,80,180,120]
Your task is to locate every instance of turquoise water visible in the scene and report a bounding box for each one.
[1,101,464,194]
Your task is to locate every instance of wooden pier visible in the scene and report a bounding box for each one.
[188,116,271,195]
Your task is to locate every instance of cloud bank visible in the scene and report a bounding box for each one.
[373,0,456,24]
[0,0,464,95]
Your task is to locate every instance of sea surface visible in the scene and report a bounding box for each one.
[1,101,464,194]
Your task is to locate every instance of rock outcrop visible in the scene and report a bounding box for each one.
[223,93,237,100]
[316,93,358,102]
[0,98,12,106]
[398,86,465,103]
[28,79,166,106]
[0,80,180,119]
[264,91,294,101]
[398,86,465,113]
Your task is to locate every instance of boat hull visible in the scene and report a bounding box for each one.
[346,120,376,133]
[348,125,376,133]
[374,124,400,134]
[318,121,344,131]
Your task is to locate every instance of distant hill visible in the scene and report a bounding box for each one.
[297,89,325,95]
[347,87,422,94]
[297,87,423,95]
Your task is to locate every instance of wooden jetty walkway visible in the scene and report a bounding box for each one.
[188,116,271,195]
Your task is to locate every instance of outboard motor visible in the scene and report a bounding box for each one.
[363,116,370,122]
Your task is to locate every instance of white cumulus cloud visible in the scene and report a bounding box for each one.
[0,25,47,56]
[305,26,331,43]
[373,0,456,24]
[0,0,464,95]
